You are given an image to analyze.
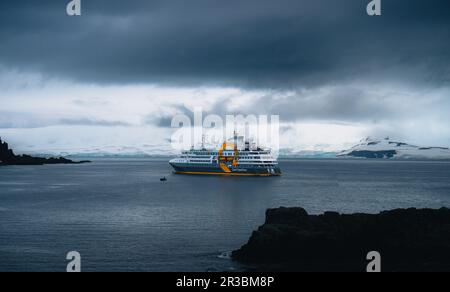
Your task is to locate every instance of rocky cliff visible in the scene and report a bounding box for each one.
[232,207,450,272]
[0,138,90,165]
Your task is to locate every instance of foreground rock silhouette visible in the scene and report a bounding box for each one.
[0,138,90,165]
[232,207,450,272]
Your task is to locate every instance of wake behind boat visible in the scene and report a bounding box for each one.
[169,132,281,177]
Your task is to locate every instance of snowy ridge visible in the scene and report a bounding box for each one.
[338,137,450,159]
[21,144,178,158]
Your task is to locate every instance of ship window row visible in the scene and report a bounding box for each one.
[183,151,271,155]
[188,156,212,158]
[186,164,216,167]
[187,157,269,160]
[239,163,278,166]
[185,157,275,162]
[238,164,277,168]
[183,152,270,155]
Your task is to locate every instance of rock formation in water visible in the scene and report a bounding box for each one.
[232,207,450,272]
[0,138,90,165]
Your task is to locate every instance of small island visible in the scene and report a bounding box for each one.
[0,138,90,166]
[232,207,450,272]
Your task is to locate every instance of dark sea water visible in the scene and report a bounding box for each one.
[1,158,450,272]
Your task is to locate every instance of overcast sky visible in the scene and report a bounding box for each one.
[1,0,450,154]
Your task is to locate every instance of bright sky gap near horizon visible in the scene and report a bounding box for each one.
[1,0,450,155]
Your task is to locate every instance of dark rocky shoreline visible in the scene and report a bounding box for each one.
[232,207,450,272]
[0,138,90,166]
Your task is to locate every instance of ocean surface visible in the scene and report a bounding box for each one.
[1,158,450,272]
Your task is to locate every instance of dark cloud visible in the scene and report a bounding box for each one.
[0,0,449,88]
[149,104,195,128]
[150,82,450,131]
[246,87,396,123]
[0,111,131,128]
[152,86,401,127]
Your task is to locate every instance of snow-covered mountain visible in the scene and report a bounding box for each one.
[338,137,450,159]
[21,144,178,158]
[26,146,336,158]
[16,137,450,159]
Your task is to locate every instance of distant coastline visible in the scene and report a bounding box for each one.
[11,153,450,161]
[2,136,450,161]
[0,138,90,166]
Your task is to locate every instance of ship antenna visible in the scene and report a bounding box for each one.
[233,129,238,150]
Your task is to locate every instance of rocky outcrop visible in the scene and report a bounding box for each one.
[0,138,90,165]
[232,207,450,272]
[344,150,397,159]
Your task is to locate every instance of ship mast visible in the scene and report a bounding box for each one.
[233,130,239,167]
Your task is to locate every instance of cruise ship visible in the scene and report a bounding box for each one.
[169,133,281,176]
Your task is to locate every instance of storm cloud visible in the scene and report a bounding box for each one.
[0,0,449,88]
[1,0,450,152]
